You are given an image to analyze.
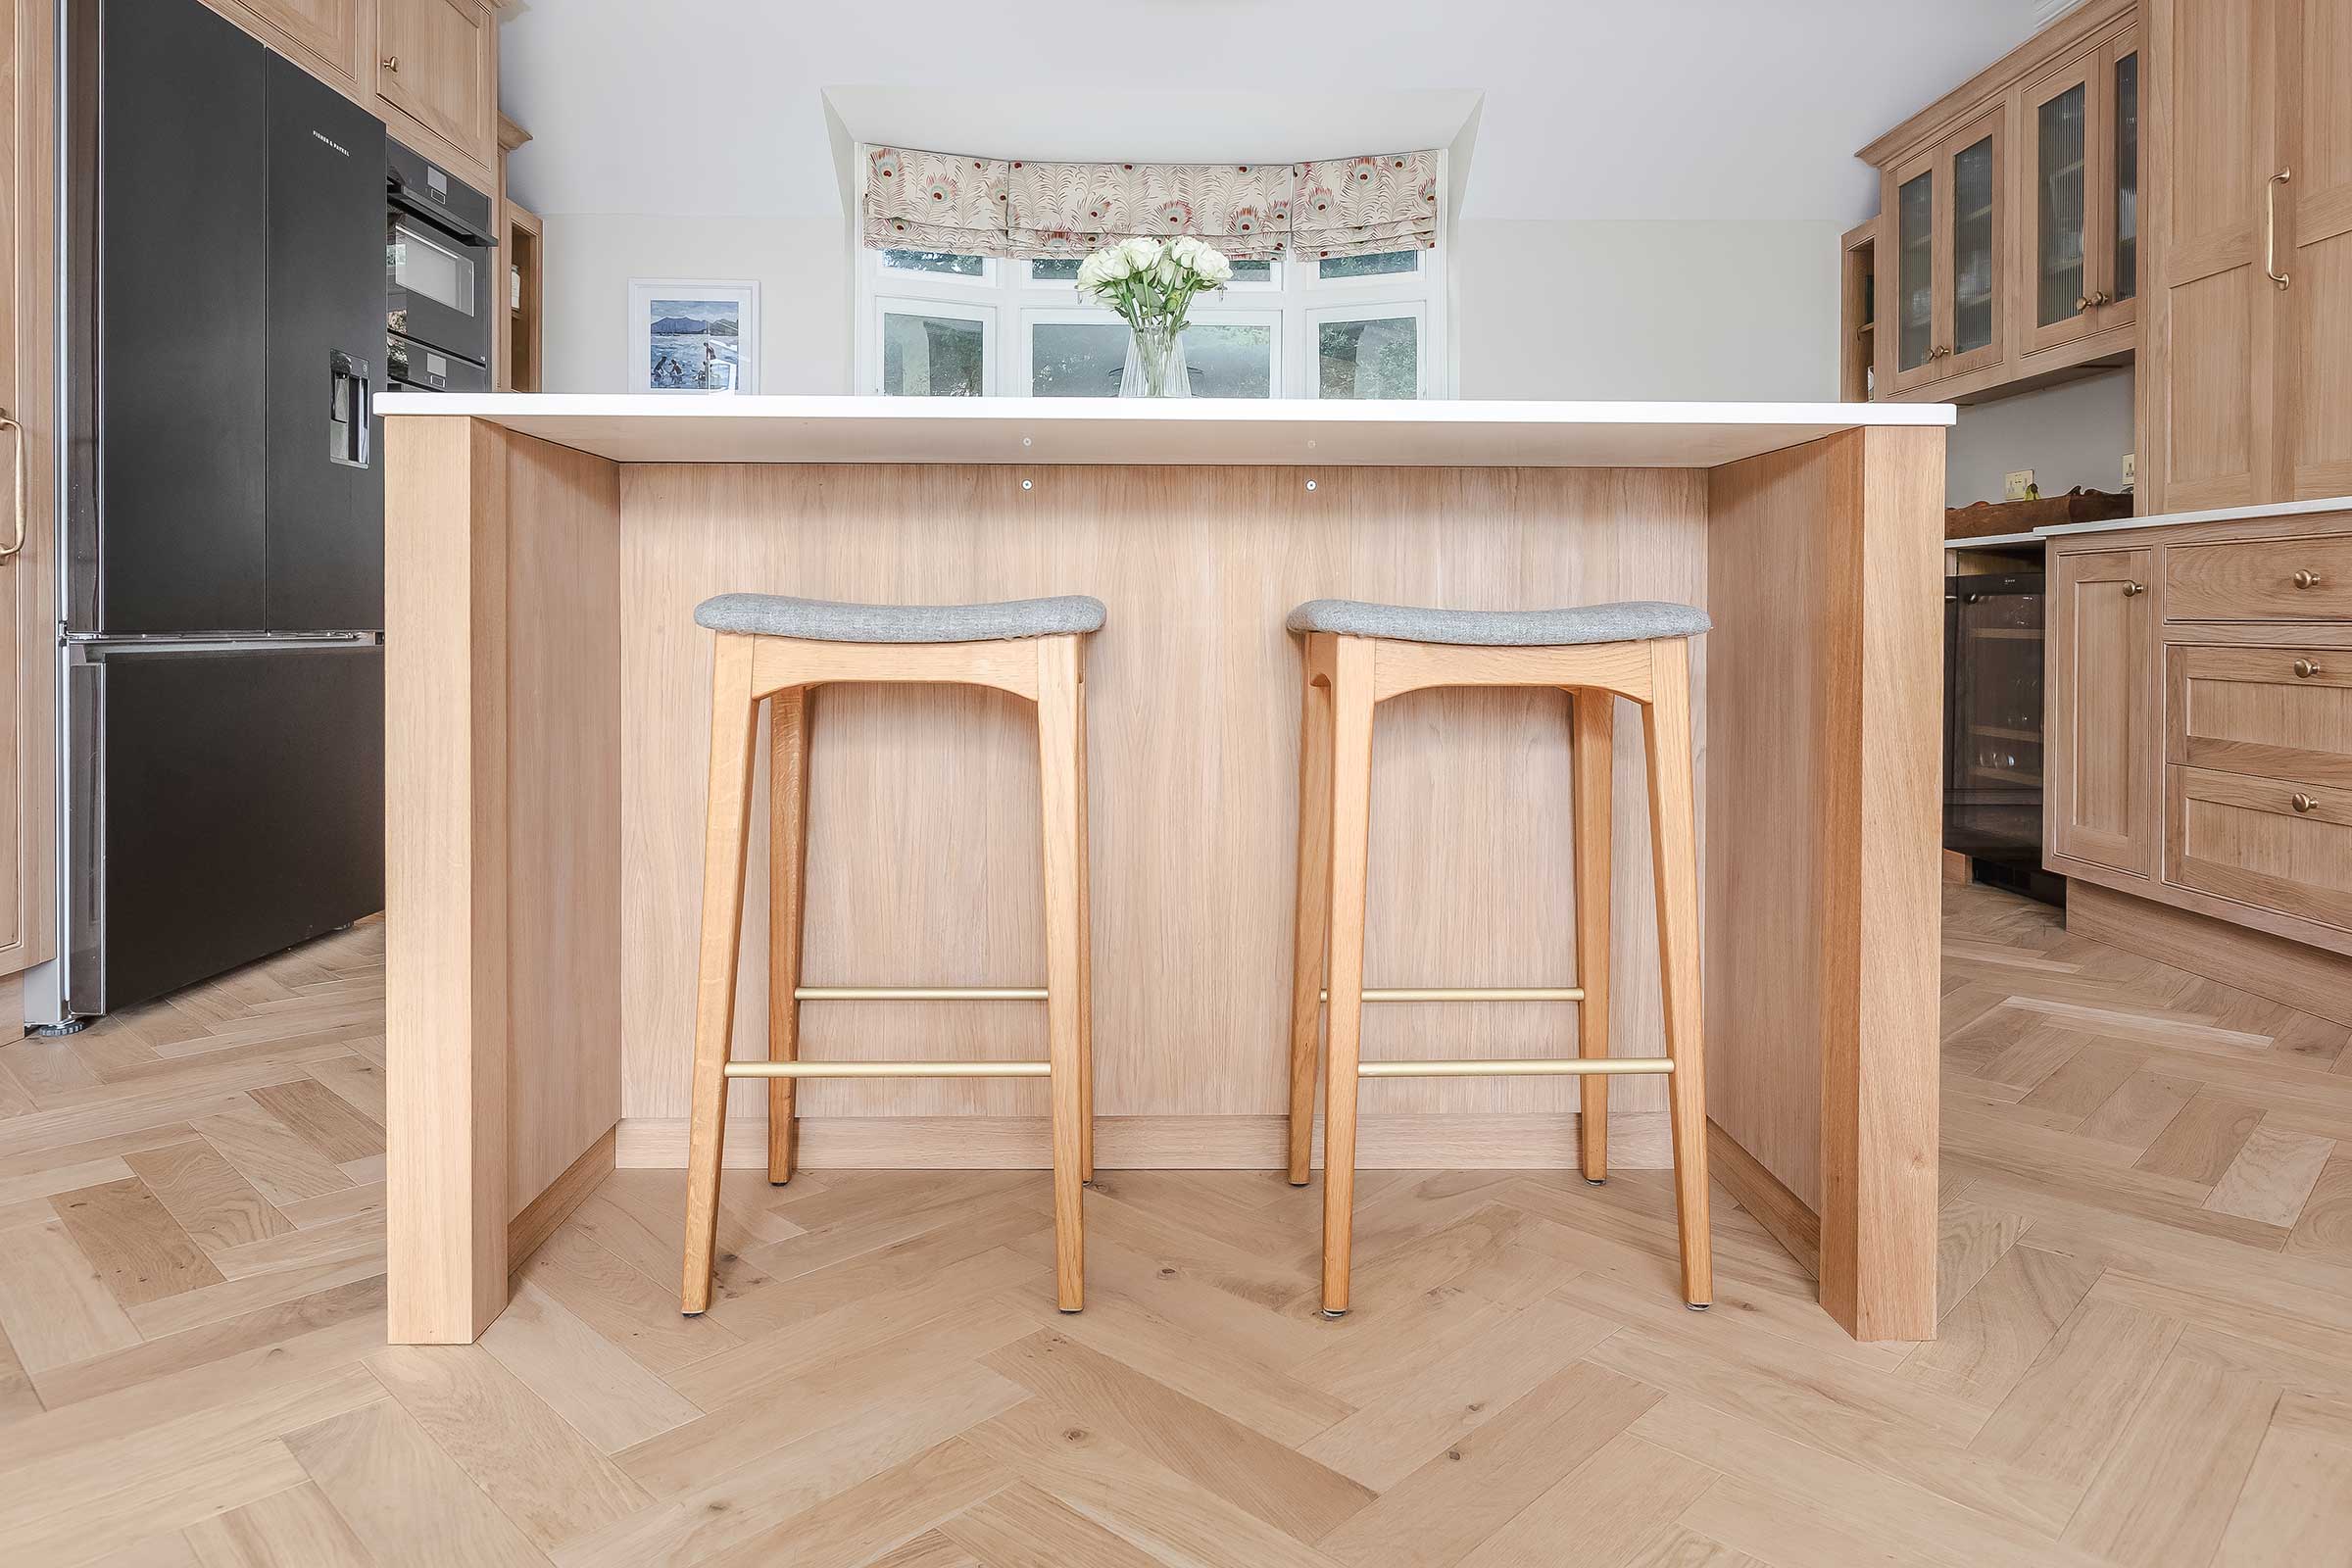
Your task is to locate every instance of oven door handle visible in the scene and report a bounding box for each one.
[387,183,498,249]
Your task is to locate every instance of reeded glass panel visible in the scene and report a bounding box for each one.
[1897,170,1934,370]
[882,249,984,277]
[1180,323,1273,397]
[1952,135,1996,355]
[2114,51,2139,302]
[881,312,986,396]
[2036,82,2087,326]
[1317,317,1417,399]
[1318,250,1419,280]
[1029,321,1128,395]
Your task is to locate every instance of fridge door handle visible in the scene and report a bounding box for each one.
[0,409,24,560]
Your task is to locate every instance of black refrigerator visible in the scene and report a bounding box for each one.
[59,0,386,1017]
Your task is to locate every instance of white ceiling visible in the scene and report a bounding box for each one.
[498,0,2045,225]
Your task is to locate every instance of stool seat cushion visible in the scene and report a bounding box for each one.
[1285,598,1710,647]
[695,593,1106,644]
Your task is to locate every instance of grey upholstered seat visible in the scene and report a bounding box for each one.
[1285,598,1709,648]
[695,592,1106,644]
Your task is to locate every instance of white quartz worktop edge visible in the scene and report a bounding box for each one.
[377,393,1957,428]
[2038,494,2352,538]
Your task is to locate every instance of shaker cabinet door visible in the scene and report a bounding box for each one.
[376,0,493,166]
[2283,0,2352,500]
[2048,547,2159,877]
[226,0,363,88]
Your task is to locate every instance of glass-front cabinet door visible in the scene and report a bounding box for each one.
[2020,25,2138,357]
[1886,110,2005,393]
[1943,114,2004,379]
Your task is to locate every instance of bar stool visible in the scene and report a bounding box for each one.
[680,592,1103,1316]
[1283,598,1712,1316]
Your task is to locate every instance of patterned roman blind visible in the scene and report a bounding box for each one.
[1290,151,1442,260]
[861,145,1439,262]
[1004,162,1294,260]
[861,147,1013,256]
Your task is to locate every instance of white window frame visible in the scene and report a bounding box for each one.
[1013,304,1286,399]
[852,146,1449,398]
[871,293,998,398]
[1301,298,1435,401]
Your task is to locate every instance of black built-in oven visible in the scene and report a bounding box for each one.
[385,139,494,391]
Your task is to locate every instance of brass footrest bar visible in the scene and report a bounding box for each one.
[722,1060,1051,1079]
[1318,987,1586,1004]
[795,986,1048,1002]
[1357,1056,1673,1078]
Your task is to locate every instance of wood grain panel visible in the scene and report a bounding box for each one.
[2166,531,2352,620]
[2168,763,2352,929]
[505,432,623,1217]
[1706,424,1941,1340]
[2168,642,2352,786]
[615,464,1708,1133]
[2288,0,2352,500]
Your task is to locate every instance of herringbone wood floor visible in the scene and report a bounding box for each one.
[2,885,2351,1566]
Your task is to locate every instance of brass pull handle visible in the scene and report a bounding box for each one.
[2293,793,2318,813]
[2295,569,2323,589]
[381,54,399,72]
[2295,658,2324,679]
[0,411,24,562]
[2122,581,2145,596]
[2268,170,2291,289]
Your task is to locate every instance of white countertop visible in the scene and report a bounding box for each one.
[375,393,1954,469]
[2038,494,2352,537]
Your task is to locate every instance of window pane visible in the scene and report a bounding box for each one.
[1229,259,1275,283]
[882,248,984,277]
[1031,321,1129,396]
[1952,135,1995,355]
[1318,249,1418,280]
[2114,51,2138,302]
[2035,82,2087,327]
[1030,258,1083,283]
[882,312,986,396]
[1317,317,1417,399]
[1180,323,1272,397]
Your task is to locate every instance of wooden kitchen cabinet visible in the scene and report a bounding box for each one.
[2141,0,2352,512]
[2047,545,2159,876]
[376,0,495,172]
[1857,0,2141,404]
[2018,23,2140,356]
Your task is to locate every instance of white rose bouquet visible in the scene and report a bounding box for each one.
[1073,235,1235,396]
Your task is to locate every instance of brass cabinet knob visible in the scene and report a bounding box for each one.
[2293,793,2319,813]
[2295,658,2324,679]
[382,54,399,71]
[2076,294,2091,312]
[2122,581,2145,596]
[2294,569,2323,589]
[2092,290,2113,306]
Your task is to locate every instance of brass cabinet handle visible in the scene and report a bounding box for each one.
[2292,793,2319,813]
[0,411,24,561]
[2295,569,2323,589]
[2295,658,2324,679]
[381,54,399,72]
[2122,580,2145,596]
[2268,170,2291,289]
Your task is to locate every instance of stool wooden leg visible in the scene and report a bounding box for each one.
[766,686,811,1185]
[1287,656,1335,1185]
[1075,661,1096,1186]
[1642,639,1712,1308]
[1320,635,1378,1316]
[682,634,761,1315]
[1037,635,1087,1311]
[1570,688,1614,1185]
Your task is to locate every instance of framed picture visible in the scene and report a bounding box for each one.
[628,279,760,393]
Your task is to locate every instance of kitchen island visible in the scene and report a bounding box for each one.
[377,395,1953,1345]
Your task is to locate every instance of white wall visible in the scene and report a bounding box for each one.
[1454,220,1841,401]
[541,216,853,396]
[1945,367,2135,507]
[540,215,1842,403]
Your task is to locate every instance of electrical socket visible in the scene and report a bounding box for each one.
[2122,453,2136,490]
[2004,469,2035,501]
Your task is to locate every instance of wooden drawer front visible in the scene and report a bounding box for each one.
[2165,533,2352,620]
[2168,765,2352,930]
[2167,645,2352,786]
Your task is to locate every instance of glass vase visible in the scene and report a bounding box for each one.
[1119,321,1190,397]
